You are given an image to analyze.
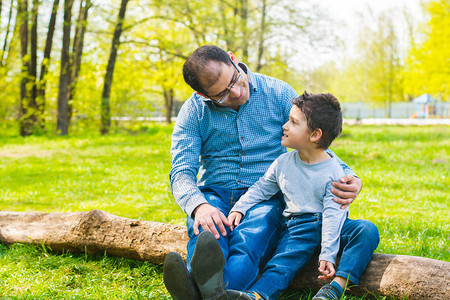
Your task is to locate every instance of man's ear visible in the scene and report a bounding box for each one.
[310,128,323,142]
[227,51,239,64]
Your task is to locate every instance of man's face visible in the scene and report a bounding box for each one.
[201,59,250,109]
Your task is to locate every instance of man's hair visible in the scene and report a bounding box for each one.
[292,91,343,149]
[183,45,232,95]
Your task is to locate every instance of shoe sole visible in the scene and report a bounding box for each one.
[163,252,200,300]
[191,231,227,300]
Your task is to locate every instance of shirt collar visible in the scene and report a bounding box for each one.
[238,62,257,93]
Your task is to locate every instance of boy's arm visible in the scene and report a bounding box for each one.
[230,159,281,217]
[326,149,363,209]
[319,181,348,266]
[325,149,356,177]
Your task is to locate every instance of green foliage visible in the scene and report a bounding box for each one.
[0,125,448,299]
[1,0,337,133]
[404,0,450,100]
[312,9,406,110]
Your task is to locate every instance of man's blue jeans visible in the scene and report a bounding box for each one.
[186,185,285,290]
[250,213,380,300]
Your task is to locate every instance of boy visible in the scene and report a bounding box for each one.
[226,92,379,300]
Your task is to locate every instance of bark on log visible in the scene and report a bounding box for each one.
[0,210,448,300]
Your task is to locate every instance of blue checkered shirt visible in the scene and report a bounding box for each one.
[170,63,354,216]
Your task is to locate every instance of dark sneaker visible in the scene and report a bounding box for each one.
[226,290,260,299]
[312,283,343,300]
[163,252,200,300]
[191,231,227,300]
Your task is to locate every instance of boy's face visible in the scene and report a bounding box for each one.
[281,105,312,149]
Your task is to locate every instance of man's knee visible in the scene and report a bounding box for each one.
[244,199,284,223]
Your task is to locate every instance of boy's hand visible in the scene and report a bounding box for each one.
[331,175,362,209]
[228,212,243,230]
[318,260,335,280]
[192,203,232,239]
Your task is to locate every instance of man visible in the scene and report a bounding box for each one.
[164,45,378,300]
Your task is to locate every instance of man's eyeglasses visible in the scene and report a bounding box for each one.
[205,59,242,104]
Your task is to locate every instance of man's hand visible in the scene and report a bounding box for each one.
[331,175,362,209]
[318,260,335,280]
[227,211,243,230]
[192,203,232,239]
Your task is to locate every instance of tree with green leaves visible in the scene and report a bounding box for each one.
[404,0,449,101]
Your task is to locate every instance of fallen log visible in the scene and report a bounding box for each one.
[0,209,448,299]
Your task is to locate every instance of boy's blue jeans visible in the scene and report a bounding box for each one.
[185,185,380,296]
[250,213,380,300]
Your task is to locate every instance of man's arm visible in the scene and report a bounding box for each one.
[170,101,206,216]
[170,101,231,239]
[331,176,362,209]
[326,149,363,209]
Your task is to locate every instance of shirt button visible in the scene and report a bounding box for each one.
[237,180,241,183]
[239,164,243,168]
[241,153,245,156]
[241,136,244,140]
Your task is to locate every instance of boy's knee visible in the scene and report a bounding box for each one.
[356,219,380,246]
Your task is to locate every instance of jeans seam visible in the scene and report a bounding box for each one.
[335,270,359,285]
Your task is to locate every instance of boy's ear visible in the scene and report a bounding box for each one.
[310,128,322,142]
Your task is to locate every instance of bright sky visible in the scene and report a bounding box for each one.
[318,0,423,17]
[294,0,426,69]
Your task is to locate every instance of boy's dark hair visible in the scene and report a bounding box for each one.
[292,91,343,149]
[183,45,232,95]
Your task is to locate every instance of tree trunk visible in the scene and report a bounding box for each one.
[67,0,91,121]
[36,0,60,130]
[240,0,248,62]
[163,87,173,124]
[0,210,448,300]
[29,0,38,113]
[0,210,187,265]
[2,0,17,69]
[18,0,35,136]
[56,0,74,135]
[0,0,14,67]
[219,0,231,50]
[19,0,27,117]
[100,0,129,135]
[255,0,266,72]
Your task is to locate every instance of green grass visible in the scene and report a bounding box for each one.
[0,124,448,299]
